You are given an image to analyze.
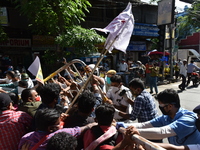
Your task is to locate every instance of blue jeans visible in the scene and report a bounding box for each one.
[150,76,158,94]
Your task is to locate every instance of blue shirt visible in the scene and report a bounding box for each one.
[150,108,200,146]
[187,63,200,73]
[130,90,158,122]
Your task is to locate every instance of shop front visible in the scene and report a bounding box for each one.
[0,38,32,74]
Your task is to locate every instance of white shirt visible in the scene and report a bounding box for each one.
[0,78,11,84]
[179,64,187,77]
[106,85,132,114]
[178,61,183,68]
[118,63,128,72]
[27,77,34,88]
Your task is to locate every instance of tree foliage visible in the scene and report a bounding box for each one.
[56,26,105,57]
[176,0,200,41]
[15,0,91,35]
[12,0,105,64]
[0,26,8,42]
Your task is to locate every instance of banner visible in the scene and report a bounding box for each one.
[92,2,134,53]
[28,56,44,84]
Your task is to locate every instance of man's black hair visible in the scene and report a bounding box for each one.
[129,78,145,90]
[95,103,115,126]
[6,71,15,78]
[35,108,60,131]
[8,92,18,105]
[46,132,77,150]
[110,75,122,84]
[21,88,33,102]
[77,90,96,114]
[36,83,61,105]
[155,88,180,108]
[18,80,28,88]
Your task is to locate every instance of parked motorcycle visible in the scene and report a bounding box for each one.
[191,71,200,87]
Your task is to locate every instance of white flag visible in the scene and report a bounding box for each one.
[92,2,134,53]
[28,56,44,84]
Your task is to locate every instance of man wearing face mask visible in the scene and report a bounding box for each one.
[105,70,116,92]
[136,105,200,150]
[106,75,132,121]
[122,88,200,146]
[18,88,42,117]
[116,78,158,123]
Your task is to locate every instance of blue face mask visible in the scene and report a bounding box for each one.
[106,77,111,84]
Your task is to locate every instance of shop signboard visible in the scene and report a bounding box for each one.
[133,23,159,37]
[127,41,146,51]
[32,35,56,51]
[0,38,31,47]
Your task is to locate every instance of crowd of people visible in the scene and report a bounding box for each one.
[0,58,200,150]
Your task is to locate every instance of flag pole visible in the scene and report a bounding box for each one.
[66,11,134,114]
[65,19,132,114]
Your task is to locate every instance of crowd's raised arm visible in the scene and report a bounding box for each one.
[0,59,200,150]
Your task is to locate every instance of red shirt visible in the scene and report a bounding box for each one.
[145,64,152,74]
[0,110,32,150]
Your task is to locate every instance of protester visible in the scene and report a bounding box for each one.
[0,93,33,150]
[18,88,42,117]
[155,106,200,150]
[18,108,97,150]
[115,78,158,122]
[21,73,34,88]
[8,92,19,110]
[83,103,124,150]
[106,75,132,121]
[64,90,96,150]
[36,83,65,114]
[0,71,20,94]
[46,132,78,150]
[123,88,200,146]
[64,90,95,128]
[0,70,13,84]
[121,104,200,150]
[105,69,117,92]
